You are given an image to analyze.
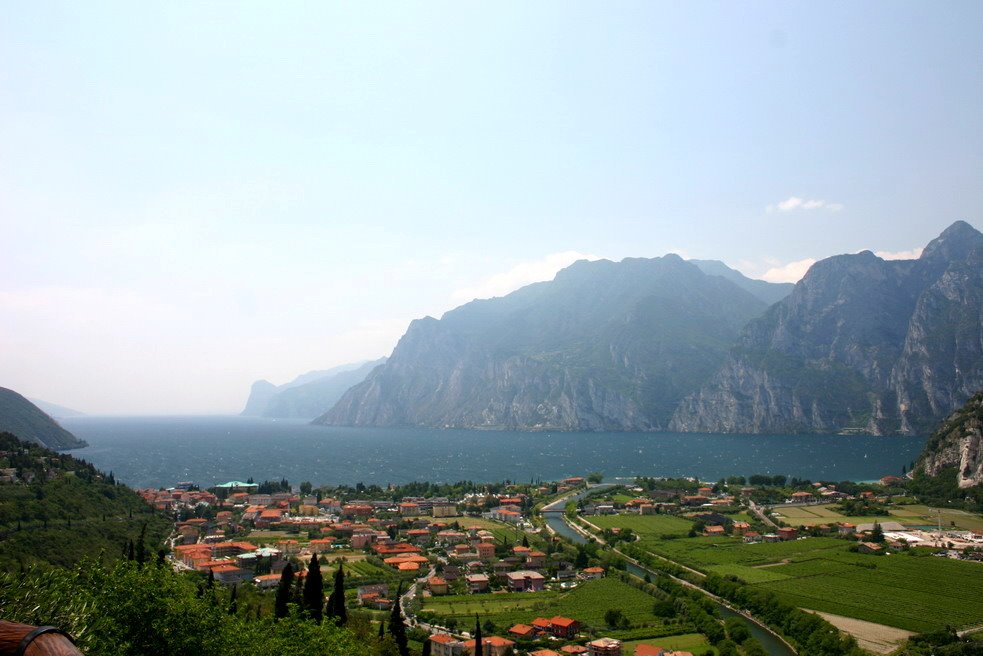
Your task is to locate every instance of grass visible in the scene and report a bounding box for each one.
[770,503,983,531]
[421,577,671,631]
[622,634,713,655]
[593,512,983,633]
[590,514,693,538]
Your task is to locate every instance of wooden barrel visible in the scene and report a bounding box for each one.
[0,621,82,656]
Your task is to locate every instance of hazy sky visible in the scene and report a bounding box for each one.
[2,2,981,414]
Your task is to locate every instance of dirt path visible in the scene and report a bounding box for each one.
[803,609,913,654]
[753,559,790,568]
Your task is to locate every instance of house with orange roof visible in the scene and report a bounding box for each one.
[633,646,665,656]
[530,651,561,656]
[428,576,448,595]
[463,636,515,656]
[703,525,726,537]
[429,634,464,656]
[561,646,588,655]
[508,624,538,640]
[309,538,336,553]
[526,551,547,568]
[548,616,580,638]
[581,566,605,579]
[465,573,489,593]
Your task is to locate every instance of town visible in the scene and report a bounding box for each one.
[134,472,983,656]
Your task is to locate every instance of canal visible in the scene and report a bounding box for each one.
[542,487,795,656]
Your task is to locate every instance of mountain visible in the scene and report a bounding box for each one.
[316,255,771,431]
[29,398,85,419]
[916,390,983,488]
[670,221,983,435]
[241,359,387,419]
[689,259,795,305]
[0,387,87,450]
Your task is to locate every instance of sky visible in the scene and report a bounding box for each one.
[1,2,981,415]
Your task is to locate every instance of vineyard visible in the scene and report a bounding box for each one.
[594,512,983,633]
[590,514,694,538]
[421,577,684,634]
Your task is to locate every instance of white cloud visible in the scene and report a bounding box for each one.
[767,196,844,213]
[875,247,923,260]
[451,251,601,303]
[759,258,817,283]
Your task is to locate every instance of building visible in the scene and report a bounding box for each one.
[430,635,465,656]
[548,617,580,639]
[777,527,797,541]
[506,570,545,592]
[561,647,588,655]
[428,576,449,595]
[508,624,538,640]
[526,551,547,568]
[634,646,666,656]
[703,525,725,537]
[463,637,515,656]
[466,574,489,593]
[587,638,622,656]
[731,521,751,536]
[858,542,884,554]
[477,542,497,560]
[581,567,605,579]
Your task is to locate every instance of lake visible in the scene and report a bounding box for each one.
[62,416,927,489]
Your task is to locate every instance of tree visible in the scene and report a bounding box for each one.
[228,584,238,615]
[331,561,348,625]
[421,636,432,656]
[389,583,409,656]
[587,472,604,484]
[303,553,324,623]
[474,615,483,656]
[871,522,885,543]
[135,522,147,566]
[274,562,294,619]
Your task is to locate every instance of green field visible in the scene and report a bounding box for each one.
[592,515,983,633]
[770,503,983,531]
[623,634,712,655]
[421,577,676,632]
[590,514,694,538]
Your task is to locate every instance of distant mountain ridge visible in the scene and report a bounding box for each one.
[317,256,779,431]
[689,259,794,305]
[670,221,983,435]
[0,386,87,450]
[242,359,387,419]
[29,398,85,419]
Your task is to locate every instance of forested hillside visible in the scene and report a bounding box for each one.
[0,432,169,570]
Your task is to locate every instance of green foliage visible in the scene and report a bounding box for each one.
[0,559,371,656]
[0,433,169,570]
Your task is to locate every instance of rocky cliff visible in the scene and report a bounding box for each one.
[317,256,774,431]
[917,391,983,488]
[670,221,983,435]
[242,359,387,419]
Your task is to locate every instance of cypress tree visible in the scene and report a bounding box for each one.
[332,561,348,625]
[421,637,432,656]
[389,583,409,656]
[378,619,386,637]
[228,584,238,615]
[127,539,135,562]
[207,569,215,589]
[474,615,483,656]
[275,562,294,619]
[325,591,335,619]
[135,522,147,566]
[303,553,324,623]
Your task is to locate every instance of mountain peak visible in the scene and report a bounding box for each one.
[921,220,983,262]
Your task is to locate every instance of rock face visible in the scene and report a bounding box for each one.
[670,221,983,435]
[317,256,773,431]
[917,391,983,488]
[0,386,87,450]
[241,359,387,419]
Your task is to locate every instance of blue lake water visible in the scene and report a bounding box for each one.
[61,416,927,489]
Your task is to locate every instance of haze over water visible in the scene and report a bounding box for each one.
[63,416,926,489]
